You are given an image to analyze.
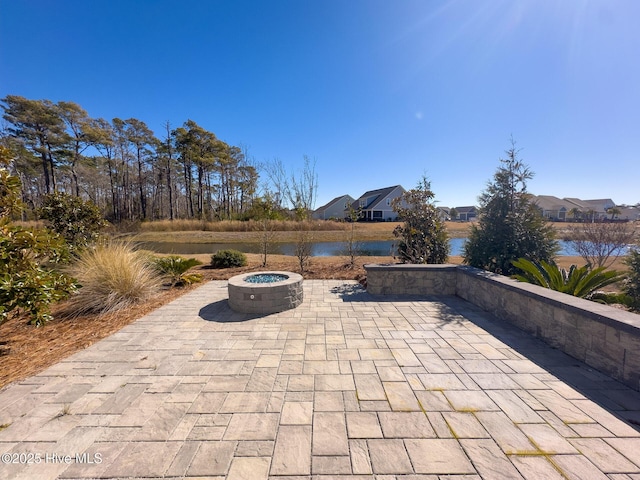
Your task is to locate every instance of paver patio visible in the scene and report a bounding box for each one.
[2,279,640,479]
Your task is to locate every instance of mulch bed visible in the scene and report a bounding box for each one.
[4,252,623,389]
[0,254,381,389]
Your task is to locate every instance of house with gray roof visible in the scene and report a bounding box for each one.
[437,206,451,221]
[312,195,355,220]
[565,198,616,221]
[530,196,622,221]
[618,206,640,221]
[351,185,406,221]
[583,199,616,218]
[532,195,575,221]
[454,206,478,221]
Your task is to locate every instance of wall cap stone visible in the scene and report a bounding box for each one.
[456,265,640,334]
[364,263,458,272]
[364,263,640,335]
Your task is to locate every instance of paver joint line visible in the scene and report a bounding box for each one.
[1,279,640,480]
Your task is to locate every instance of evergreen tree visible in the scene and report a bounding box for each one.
[1,95,67,194]
[463,139,557,275]
[624,248,640,312]
[392,177,449,264]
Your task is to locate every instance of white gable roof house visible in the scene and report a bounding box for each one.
[454,206,478,221]
[312,195,355,220]
[583,199,616,218]
[528,196,624,221]
[565,198,616,221]
[351,185,406,221]
[618,206,640,221]
[437,206,451,221]
[532,195,575,221]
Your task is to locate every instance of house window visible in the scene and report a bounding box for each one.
[386,198,391,206]
[360,199,365,207]
[373,211,383,218]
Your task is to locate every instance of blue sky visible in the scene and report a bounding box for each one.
[1,0,638,209]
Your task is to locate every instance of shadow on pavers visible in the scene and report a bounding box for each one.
[330,283,467,326]
[333,282,640,433]
[330,283,442,303]
[451,298,640,432]
[198,299,264,322]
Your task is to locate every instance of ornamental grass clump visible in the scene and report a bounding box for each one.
[65,241,162,315]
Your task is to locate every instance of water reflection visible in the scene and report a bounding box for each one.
[138,238,596,257]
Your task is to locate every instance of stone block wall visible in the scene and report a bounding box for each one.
[365,264,457,295]
[364,263,640,390]
[228,272,304,314]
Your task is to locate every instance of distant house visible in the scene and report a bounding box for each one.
[437,206,451,221]
[583,199,616,219]
[312,195,355,220]
[532,195,575,221]
[565,198,616,221]
[351,185,406,221]
[618,206,640,221]
[455,206,477,221]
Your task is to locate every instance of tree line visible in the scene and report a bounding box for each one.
[0,95,272,223]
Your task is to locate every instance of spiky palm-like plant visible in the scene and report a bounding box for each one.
[511,258,624,299]
[153,255,203,287]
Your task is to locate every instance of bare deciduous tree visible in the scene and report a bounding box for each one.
[570,222,637,269]
[294,228,313,273]
[287,156,318,220]
[257,192,278,267]
[263,158,288,210]
[343,206,362,268]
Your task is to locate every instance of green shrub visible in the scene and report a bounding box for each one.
[624,248,640,312]
[38,192,107,252]
[590,292,634,306]
[0,146,22,218]
[1,148,77,326]
[153,255,203,286]
[65,241,162,315]
[210,249,247,269]
[392,177,449,264]
[0,221,78,325]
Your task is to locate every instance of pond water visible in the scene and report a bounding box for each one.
[138,238,601,257]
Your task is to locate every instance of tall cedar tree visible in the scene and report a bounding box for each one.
[625,249,640,312]
[463,140,557,275]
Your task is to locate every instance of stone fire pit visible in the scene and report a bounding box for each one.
[227,271,303,314]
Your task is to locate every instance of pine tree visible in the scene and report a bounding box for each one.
[463,139,557,275]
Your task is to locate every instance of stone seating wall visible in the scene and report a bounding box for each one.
[364,263,640,391]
